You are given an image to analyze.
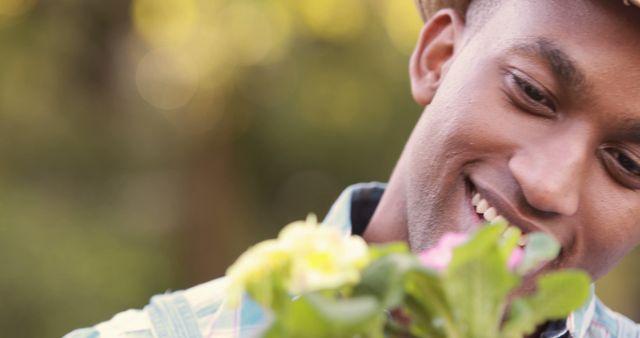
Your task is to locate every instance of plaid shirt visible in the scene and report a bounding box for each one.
[64,183,640,338]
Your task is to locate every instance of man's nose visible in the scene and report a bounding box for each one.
[508,130,590,216]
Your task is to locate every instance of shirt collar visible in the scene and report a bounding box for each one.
[322,182,386,236]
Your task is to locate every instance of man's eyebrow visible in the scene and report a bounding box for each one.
[508,38,587,94]
[618,118,640,143]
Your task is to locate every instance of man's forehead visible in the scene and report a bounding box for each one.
[463,1,640,130]
[479,0,640,76]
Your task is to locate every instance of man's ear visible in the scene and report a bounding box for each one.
[410,9,466,106]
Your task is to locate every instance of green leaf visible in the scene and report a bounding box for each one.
[354,253,420,309]
[404,268,451,338]
[270,293,384,338]
[501,270,591,338]
[499,298,536,338]
[447,223,506,267]
[444,224,519,338]
[498,225,521,260]
[530,271,591,317]
[516,232,561,275]
[368,242,410,260]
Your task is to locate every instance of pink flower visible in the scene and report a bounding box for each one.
[418,233,469,272]
[508,247,524,270]
[418,232,525,272]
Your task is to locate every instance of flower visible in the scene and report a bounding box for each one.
[508,246,524,270]
[418,232,469,272]
[280,215,369,294]
[418,230,527,273]
[225,222,589,338]
[226,214,370,306]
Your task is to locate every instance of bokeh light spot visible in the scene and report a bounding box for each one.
[0,0,35,17]
[133,0,199,46]
[298,0,367,41]
[382,0,423,54]
[136,48,199,110]
[220,1,292,66]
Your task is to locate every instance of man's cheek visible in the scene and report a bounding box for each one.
[583,230,638,280]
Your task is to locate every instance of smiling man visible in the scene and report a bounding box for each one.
[367,0,640,286]
[65,0,640,337]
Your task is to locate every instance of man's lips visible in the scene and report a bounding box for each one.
[469,179,535,232]
[466,178,566,254]
[465,179,571,281]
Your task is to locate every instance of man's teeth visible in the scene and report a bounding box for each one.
[472,193,501,222]
[483,207,497,222]
[471,192,528,247]
[476,199,489,213]
[471,193,481,206]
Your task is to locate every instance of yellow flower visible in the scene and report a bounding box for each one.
[279,215,369,294]
[225,214,370,306]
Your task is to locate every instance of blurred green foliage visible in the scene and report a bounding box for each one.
[0,0,637,336]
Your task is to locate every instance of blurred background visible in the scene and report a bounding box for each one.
[0,0,637,336]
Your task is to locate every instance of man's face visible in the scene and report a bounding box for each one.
[375,0,640,281]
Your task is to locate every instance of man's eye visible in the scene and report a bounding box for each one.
[601,146,640,189]
[514,76,545,102]
[613,150,640,176]
[504,70,557,116]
